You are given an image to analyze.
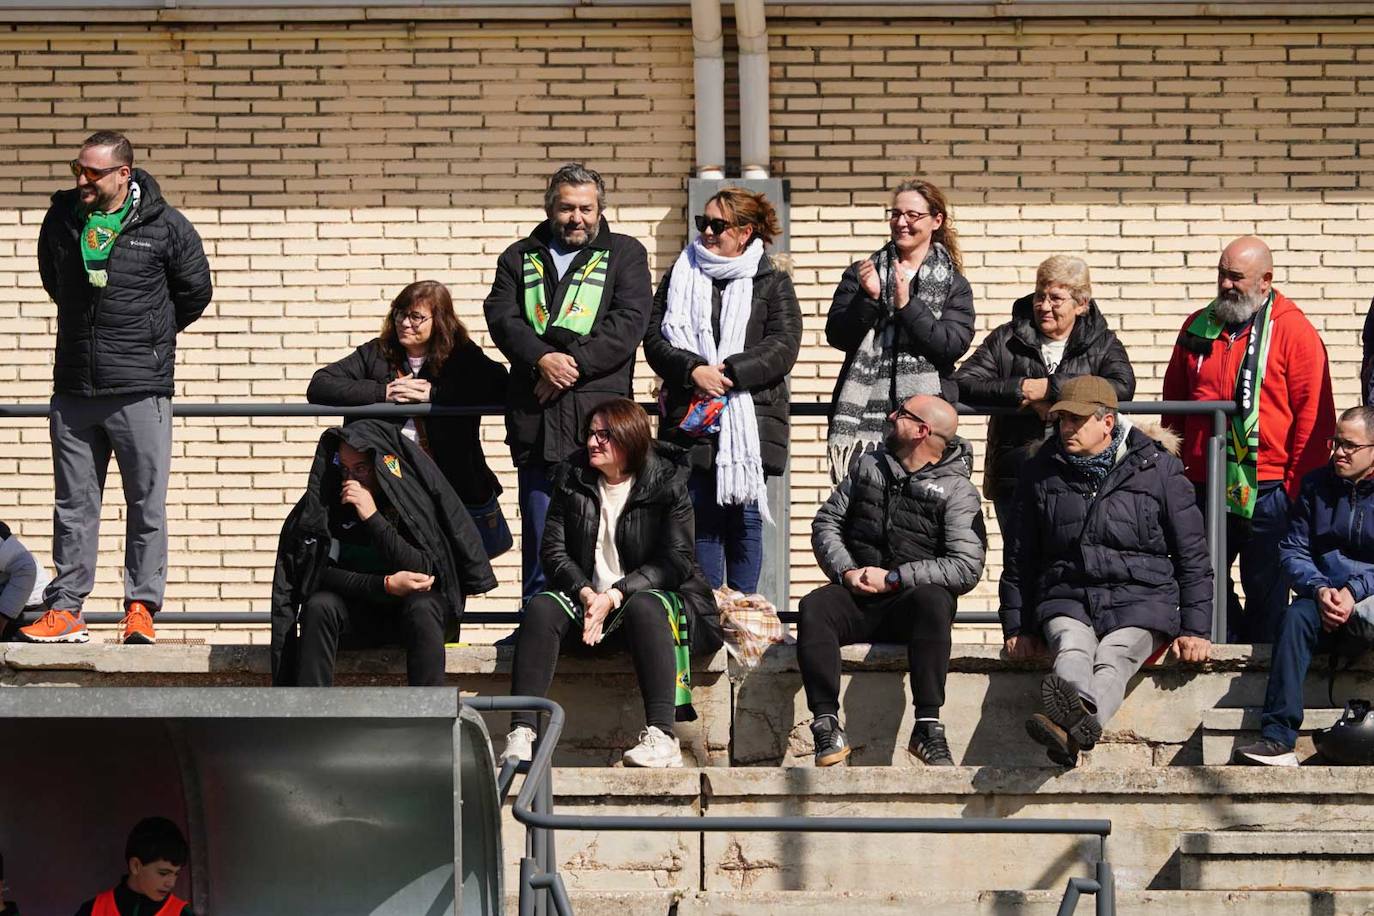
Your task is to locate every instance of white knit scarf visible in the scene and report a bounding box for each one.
[661,237,772,523]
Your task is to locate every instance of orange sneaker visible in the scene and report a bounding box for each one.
[17,609,89,644]
[120,601,156,645]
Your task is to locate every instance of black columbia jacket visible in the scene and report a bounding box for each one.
[38,169,211,397]
[270,420,497,683]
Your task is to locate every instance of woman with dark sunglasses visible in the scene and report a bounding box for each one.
[825,178,975,483]
[643,188,803,595]
[307,281,511,556]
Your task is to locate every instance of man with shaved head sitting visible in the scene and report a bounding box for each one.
[801,394,986,767]
[1163,236,1334,643]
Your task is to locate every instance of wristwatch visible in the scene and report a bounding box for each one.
[885,569,901,588]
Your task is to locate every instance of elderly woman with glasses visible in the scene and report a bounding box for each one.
[502,398,722,768]
[825,178,975,483]
[643,188,803,595]
[954,255,1136,530]
[308,280,511,554]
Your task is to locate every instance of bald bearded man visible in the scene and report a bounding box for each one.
[801,394,987,767]
[1163,236,1334,643]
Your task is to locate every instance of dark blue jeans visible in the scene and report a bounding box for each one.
[1196,481,1291,644]
[687,467,763,593]
[1260,597,1341,747]
[518,461,554,603]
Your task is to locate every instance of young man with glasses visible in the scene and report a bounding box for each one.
[483,163,652,602]
[1234,405,1374,765]
[21,131,211,646]
[800,394,986,767]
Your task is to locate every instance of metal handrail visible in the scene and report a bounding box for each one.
[465,694,1116,916]
[0,397,1236,640]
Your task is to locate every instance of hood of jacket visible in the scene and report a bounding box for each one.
[50,167,168,232]
[1008,294,1114,356]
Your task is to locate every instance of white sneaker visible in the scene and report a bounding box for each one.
[502,726,536,763]
[621,726,684,768]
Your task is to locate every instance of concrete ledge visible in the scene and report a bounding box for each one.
[512,889,1374,916]
[505,768,1374,894]
[733,644,1374,768]
[1201,707,1344,765]
[1180,831,1374,891]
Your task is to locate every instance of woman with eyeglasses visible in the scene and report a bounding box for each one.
[643,188,802,595]
[308,280,511,555]
[825,179,975,482]
[954,255,1136,530]
[502,398,722,768]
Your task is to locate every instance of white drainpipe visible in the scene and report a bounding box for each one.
[691,0,726,180]
[734,0,770,179]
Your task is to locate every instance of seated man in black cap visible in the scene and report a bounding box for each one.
[1000,375,1213,766]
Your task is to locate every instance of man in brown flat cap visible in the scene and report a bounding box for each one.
[999,376,1213,766]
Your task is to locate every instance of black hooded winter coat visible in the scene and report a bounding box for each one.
[38,169,212,398]
[270,420,497,683]
[643,255,803,475]
[542,443,723,653]
[483,217,652,467]
[953,295,1136,498]
[998,425,1213,642]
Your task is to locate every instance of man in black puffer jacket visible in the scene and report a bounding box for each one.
[801,394,987,768]
[21,131,211,647]
[1001,376,1213,767]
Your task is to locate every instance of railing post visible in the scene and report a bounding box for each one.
[1207,408,1229,642]
[759,469,791,614]
[1095,858,1115,916]
[518,856,537,916]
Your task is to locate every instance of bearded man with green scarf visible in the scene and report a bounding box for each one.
[1163,236,1334,644]
[21,131,211,647]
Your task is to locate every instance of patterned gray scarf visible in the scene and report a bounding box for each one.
[827,241,954,483]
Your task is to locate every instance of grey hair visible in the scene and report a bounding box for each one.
[1094,405,1118,422]
[1340,405,1374,433]
[544,163,606,215]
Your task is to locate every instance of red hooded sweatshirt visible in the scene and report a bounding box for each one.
[1161,290,1334,500]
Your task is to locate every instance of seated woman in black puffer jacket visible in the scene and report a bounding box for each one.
[502,397,722,768]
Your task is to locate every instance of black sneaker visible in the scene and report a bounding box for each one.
[1231,738,1298,767]
[810,714,851,767]
[1041,674,1102,749]
[1026,713,1080,767]
[907,720,955,766]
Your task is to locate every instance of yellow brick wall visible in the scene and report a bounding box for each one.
[0,16,1369,627]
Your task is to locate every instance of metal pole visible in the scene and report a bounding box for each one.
[518,857,537,916]
[1208,408,1229,642]
[1095,859,1115,916]
[530,873,576,916]
[1055,877,1100,916]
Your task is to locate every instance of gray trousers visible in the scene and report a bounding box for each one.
[1043,615,1166,728]
[46,393,171,613]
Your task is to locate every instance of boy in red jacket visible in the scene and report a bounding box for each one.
[1162,236,1335,643]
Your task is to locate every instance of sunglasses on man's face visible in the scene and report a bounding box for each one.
[70,160,122,182]
[695,215,735,235]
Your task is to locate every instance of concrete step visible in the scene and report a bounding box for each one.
[502,888,1374,914]
[500,767,1374,896]
[1200,707,1343,765]
[1180,831,1374,891]
[8,642,1374,767]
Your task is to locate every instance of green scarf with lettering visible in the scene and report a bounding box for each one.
[79,181,139,288]
[533,588,697,721]
[1185,290,1275,518]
